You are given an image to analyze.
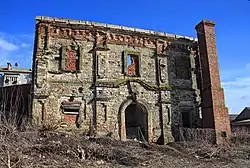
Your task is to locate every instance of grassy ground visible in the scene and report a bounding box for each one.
[0,129,250,168]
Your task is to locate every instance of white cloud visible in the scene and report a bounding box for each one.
[0,50,11,66]
[221,64,250,114]
[0,39,19,51]
[0,32,33,69]
[21,43,30,48]
[223,77,250,88]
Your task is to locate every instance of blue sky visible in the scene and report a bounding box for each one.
[0,0,249,114]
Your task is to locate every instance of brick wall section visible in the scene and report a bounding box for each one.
[195,20,231,144]
[64,114,77,124]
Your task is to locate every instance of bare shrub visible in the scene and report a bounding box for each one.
[231,126,250,145]
[0,85,31,131]
[0,123,30,168]
[38,113,61,132]
[176,127,235,159]
[179,127,216,145]
[0,85,34,167]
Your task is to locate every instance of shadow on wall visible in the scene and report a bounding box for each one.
[0,84,32,130]
[167,39,202,142]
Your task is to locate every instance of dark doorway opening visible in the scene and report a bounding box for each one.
[181,112,191,128]
[125,102,148,141]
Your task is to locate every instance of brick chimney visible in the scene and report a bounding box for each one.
[7,63,12,70]
[195,20,231,144]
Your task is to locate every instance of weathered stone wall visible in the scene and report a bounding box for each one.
[32,16,205,144]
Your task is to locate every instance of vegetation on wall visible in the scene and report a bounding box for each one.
[96,78,172,91]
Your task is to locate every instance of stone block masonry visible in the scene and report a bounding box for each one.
[31,16,230,145]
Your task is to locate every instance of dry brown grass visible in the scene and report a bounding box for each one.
[179,127,216,144]
[0,122,250,168]
[1,88,250,167]
[231,126,250,145]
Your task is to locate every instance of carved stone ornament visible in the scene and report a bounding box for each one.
[39,24,196,53]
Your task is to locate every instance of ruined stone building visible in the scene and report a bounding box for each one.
[32,16,231,144]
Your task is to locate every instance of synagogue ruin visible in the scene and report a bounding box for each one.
[31,16,231,144]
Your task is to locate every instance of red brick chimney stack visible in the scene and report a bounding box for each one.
[195,20,231,144]
[7,63,12,70]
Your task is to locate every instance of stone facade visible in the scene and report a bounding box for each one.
[31,16,230,144]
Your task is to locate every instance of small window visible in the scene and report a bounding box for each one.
[175,57,191,80]
[199,108,203,119]
[126,54,140,77]
[12,77,18,82]
[12,81,17,85]
[63,108,79,114]
[5,78,9,84]
[221,131,227,138]
[61,101,81,115]
[181,112,191,128]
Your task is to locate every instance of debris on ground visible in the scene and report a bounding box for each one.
[0,130,250,168]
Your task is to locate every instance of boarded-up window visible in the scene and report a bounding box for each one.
[61,46,82,72]
[61,101,81,124]
[175,57,191,79]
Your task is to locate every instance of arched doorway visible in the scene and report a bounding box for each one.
[125,102,148,141]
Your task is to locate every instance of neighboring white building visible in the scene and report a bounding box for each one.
[0,63,32,87]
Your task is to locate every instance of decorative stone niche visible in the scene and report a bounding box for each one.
[156,40,171,56]
[158,58,168,84]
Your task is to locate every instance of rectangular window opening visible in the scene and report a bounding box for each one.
[221,131,227,138]
[126,54,140,77]
[62,102,81,115]
[61,46,81,72]
[181,112,191,128]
